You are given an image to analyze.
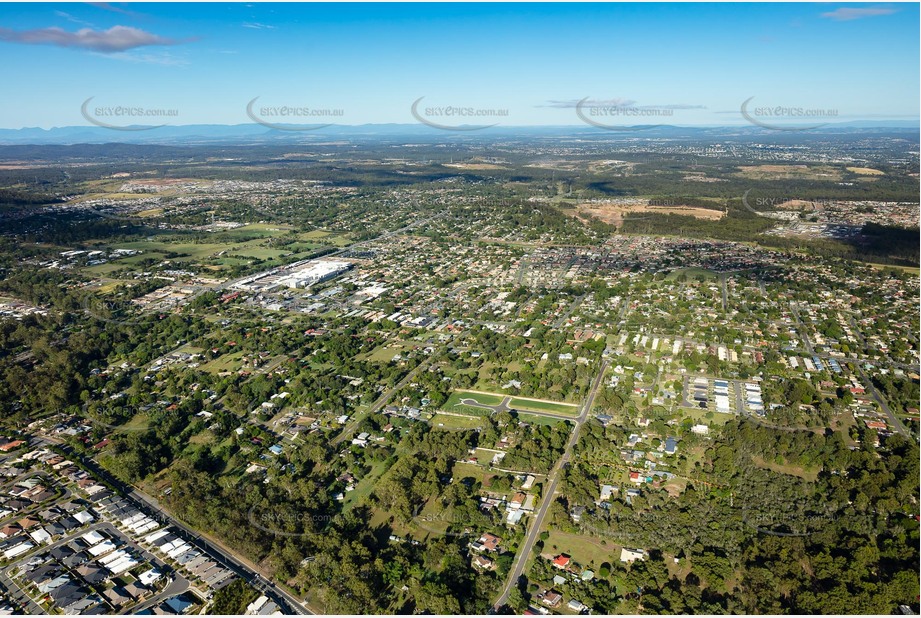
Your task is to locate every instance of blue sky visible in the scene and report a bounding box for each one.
[0,2,917,128]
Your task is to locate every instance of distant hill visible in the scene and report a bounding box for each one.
[0,121,916,145]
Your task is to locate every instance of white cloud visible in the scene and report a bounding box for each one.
[0,25,187,53]
[820,7,897,21]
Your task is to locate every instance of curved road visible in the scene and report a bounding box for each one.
[43,440,313,615]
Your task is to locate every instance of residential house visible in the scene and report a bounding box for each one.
[540,591,563,608]
[476,533,501,552]
[620,547,647,563]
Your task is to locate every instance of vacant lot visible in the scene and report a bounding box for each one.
[444,390,505,408]
[430,413,484,430]
[751,455,820,481]
[567,201,725,227]
[200,351,246,374]
[542,530,619,570]
[509,396,579,416]
[735,164,843,181]
[450,462,495,487]
[518,412,569,427]
[443,162,507,170]
[846,167,885,176]
[666,267,720,281]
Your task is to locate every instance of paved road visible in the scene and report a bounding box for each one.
[332,357,434,446]
[453,394,580,422]
[855,365,910,438]
[553,293,587,329]
[791,303,911,439]
[123,486,313,615]
[2,520,187,616]
[789,302,815,356]
[0,569,42,614]
[45,440,313,615]
[493,359,610,610]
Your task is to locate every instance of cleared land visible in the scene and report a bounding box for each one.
[735,164,843,181]
[430,413,484,430]
[443,163,508,170]
[508,397,579,416]
[542,530,619,570]
[444,390,505,408]
[566,201,725,227]
[846,167,885,176]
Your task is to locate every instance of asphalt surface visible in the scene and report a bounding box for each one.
[493,359,610,610]
[332,357,434,446]
[2,520,188,615]
[856,365,910,438]
[43,440,313,615]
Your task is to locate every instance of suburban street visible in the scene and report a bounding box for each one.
[856,365,910,437]
[40,439,314,615]
[332,357,435,446]
[2,520,188,616]
[493,358,610,610]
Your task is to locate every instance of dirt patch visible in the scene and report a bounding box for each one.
[567,200,725,227]
[124,177,205,187]
[736,165,843,181]
[846,167,884,176]
[443,163,507,170]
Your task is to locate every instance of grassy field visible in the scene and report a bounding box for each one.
[199,351,246,374]
[409,497,463,539]
[342,457,392,511]
[430,413,484,430]
[188,429,216,446]
[666,267,719,281]
[285,241,326,253]
[295,230,351,246]
[82,263,128,276]
[449,462,495,487]
[751,455,820,481]
[445,390,505,407]
[300,230,331,239]
[115,413,150,434]
[517,413,568,427]
[542,529,619,570]
[365,344,408,363]
[219,223,293,237]
[508,396,579,416]
[75,224,341,275]
[224,247,289,260]
[678,407,734,425]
